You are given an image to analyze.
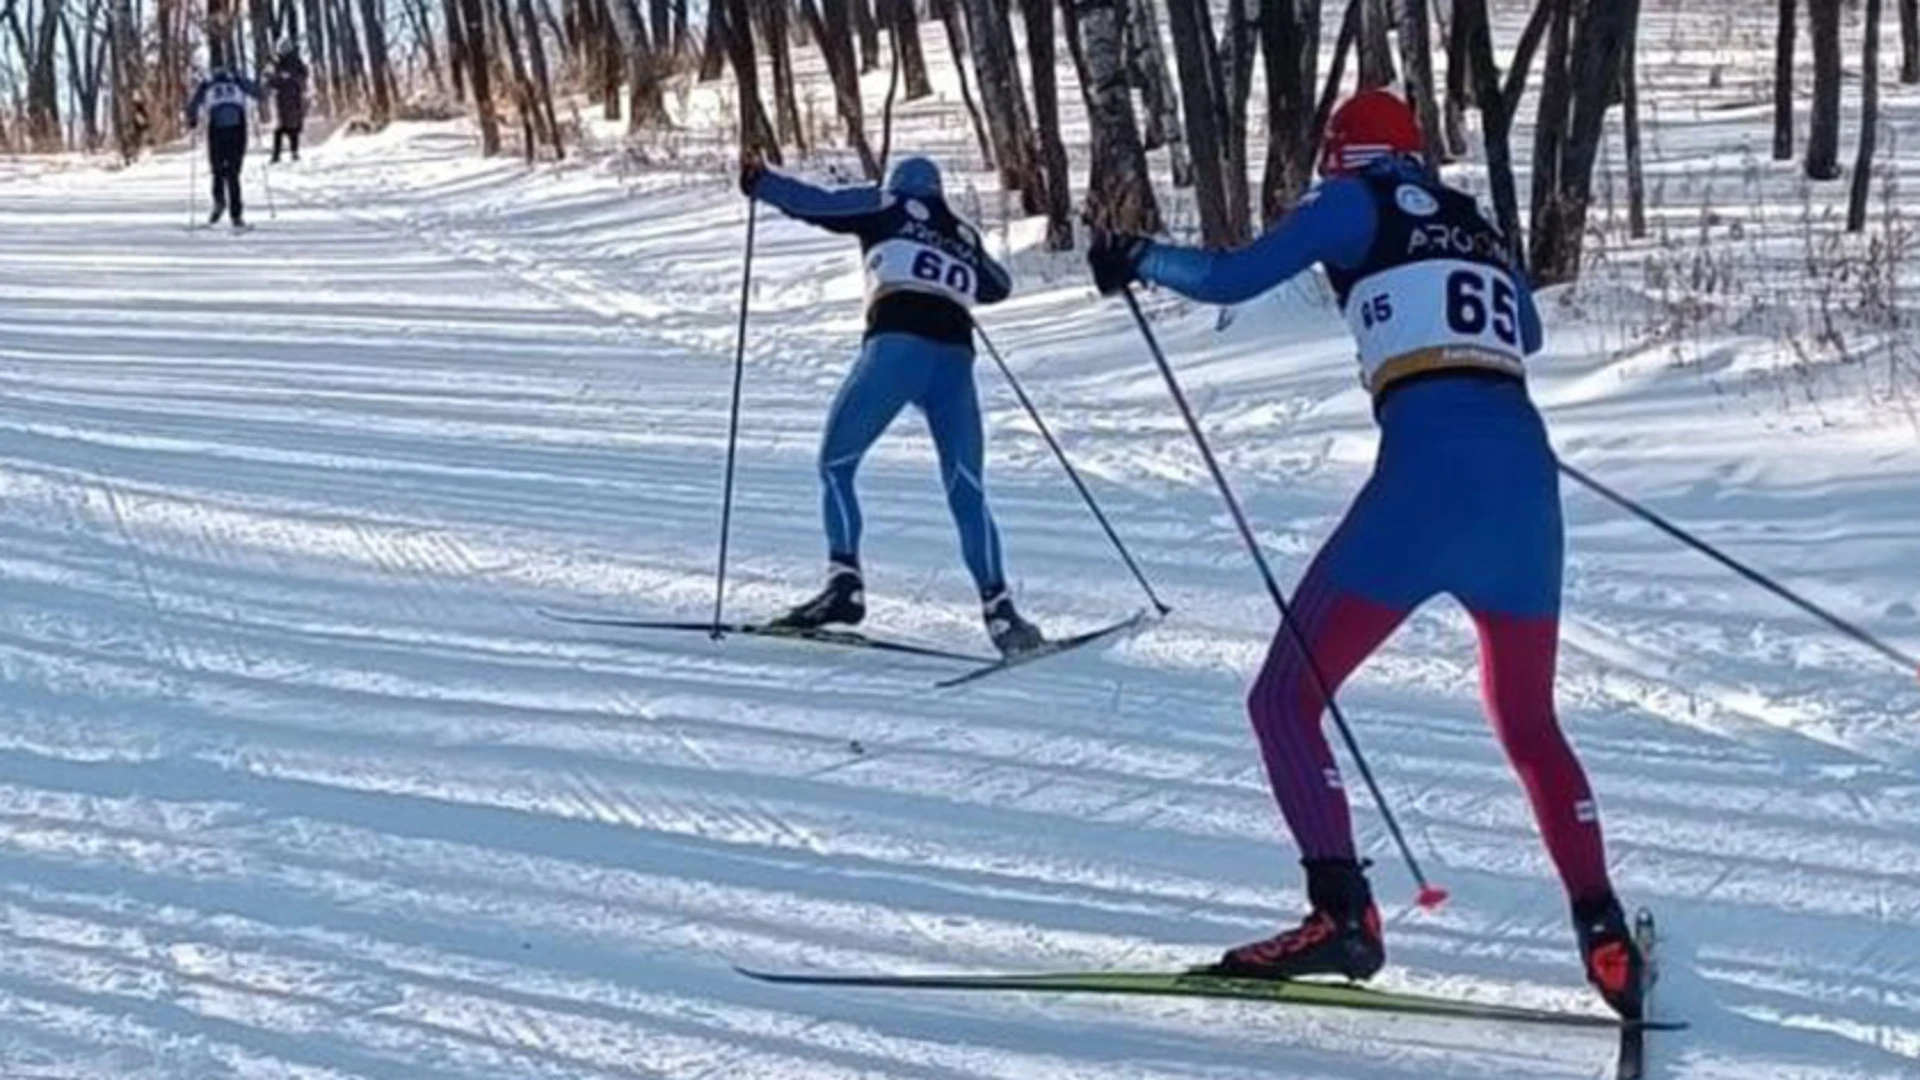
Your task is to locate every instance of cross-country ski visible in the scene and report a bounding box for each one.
[736,966,1688,1031]
[538,610,997,664]
[1,3,1916,1079]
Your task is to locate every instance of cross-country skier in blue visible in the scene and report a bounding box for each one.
[1087,90,1645,1019]
[185,66,264,229]
[741,154,1045,656]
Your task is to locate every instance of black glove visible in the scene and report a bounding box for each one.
[739,154,766,199]
[1088,232,1149,296]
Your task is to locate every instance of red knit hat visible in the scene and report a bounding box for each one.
[1320,89,1424,177]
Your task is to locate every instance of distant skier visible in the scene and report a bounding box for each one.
[267,42,309,164]
[185,65,263,228]
[740,153,1045,657]
[1087,90,1645,1018]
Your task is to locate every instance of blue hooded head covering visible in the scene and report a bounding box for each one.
[885,156,943,200]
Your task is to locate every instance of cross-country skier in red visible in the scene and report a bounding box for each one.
[1087,89,1646,1019]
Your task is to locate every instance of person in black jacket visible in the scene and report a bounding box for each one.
[267,43,309,164]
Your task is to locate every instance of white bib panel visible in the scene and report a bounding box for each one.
[864,237,977,309]
[205,82,249,109]
[1342,258,1527,390]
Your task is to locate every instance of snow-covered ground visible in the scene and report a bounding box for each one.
[3,6,1920,1076]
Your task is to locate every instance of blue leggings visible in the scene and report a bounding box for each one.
[818,333,1005,593]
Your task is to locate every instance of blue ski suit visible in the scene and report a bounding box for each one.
[1137,156,1613,902]
[747,159,1016,595]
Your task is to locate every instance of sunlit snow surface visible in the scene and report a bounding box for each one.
[2,12,1919,1077]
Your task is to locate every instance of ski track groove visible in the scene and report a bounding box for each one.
[0,116,1914,1079]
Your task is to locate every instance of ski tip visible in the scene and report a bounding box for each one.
[1415,885,1451,910]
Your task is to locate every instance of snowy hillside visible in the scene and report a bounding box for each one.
[3,5,1920,1078]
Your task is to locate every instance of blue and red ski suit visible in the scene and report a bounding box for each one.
[1138,157,1611,901]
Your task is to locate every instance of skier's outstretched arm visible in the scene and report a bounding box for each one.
[1136,179,1378,306]
[748,169,887,236]
[184,81,208,126]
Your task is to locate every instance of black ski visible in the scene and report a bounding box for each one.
[935,611,1150,688]
[1617,909,1661,1080]
[536,610,995,664]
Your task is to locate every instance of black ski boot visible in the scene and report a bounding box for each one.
[982,588,1044,657]
[1573,892,1645,1020]
[208,201,225,225]
[772,558,865,630]
[1204,859,1385,981]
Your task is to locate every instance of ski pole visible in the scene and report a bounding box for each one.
[710,197,758,639]
[973,321,1170,616]
[262,159,277,219]
[1120,288,1447,909]
[1559,460,1920,679]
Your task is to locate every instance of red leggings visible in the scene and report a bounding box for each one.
[1247,577,1612,902]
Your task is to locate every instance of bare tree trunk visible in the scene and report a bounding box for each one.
[1457,0,1522,252]
[700,0,726,77]
[673,0,687,52]
[516,0,563,155]
[1442,0,1472,155]
[1127,0,1164,147]
[758,0,805,148]
[933,0,994,164]
[1773,0,1795,157]
[1529,0,1641,285]
[1357,0,1393,87]
[1165,0,1234,244]
[303,0,331,110]
[1397,0,1442,162]
[964,0,1044,209]
[803,0,880,176]
[1849,0,1883,231]
[459,0,500,151]
[1806,0,1841,179]
[1621,18,1645,238]
[1219,0,1254,235]
[724,0,781,159]
[358,0,395,125]
[444,0,468,96]
[1125,0,1175,155]
[648,0,666,50]
[27,0,62,149]
[490,0,538,158]
[333,0,368,103]
[1313,0,1362,145]
[1528,0,1571,265]
[885,0,932,98]
[250,0,274,78]
[1067,0,1161,232]
[1020,0,1073,248]
[1901,0,1918,83]
[108,0,141,159]
[851,0,880,69]
[1260,0,1320,222]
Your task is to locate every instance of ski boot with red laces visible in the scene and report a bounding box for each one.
[1202,858,1386,981]
[1573,892,1646,1020]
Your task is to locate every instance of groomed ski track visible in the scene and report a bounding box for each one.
[0,118,1917,1078]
